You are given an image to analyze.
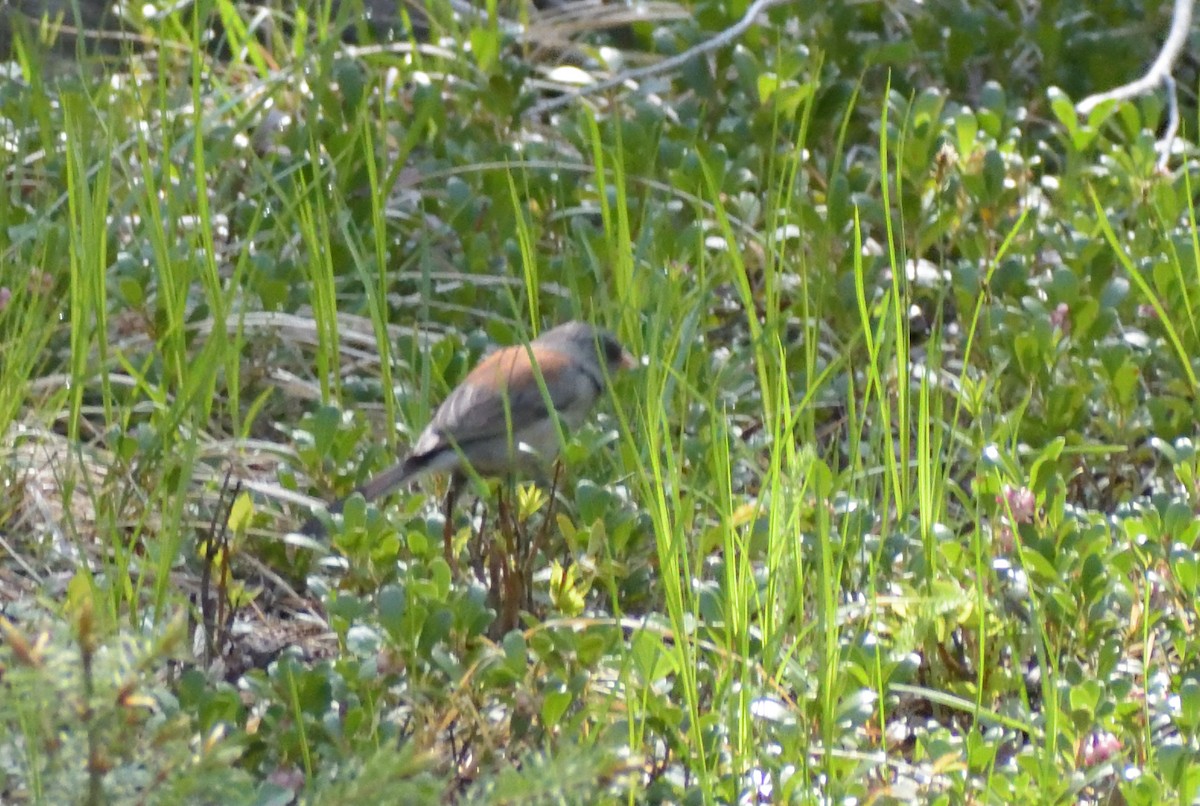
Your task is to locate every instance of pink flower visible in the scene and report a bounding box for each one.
[1050,302,1070,333]
[1081,731,1121,766]
[1001,486,1036,524]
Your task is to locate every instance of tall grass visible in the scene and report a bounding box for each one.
[0,2,1188,802]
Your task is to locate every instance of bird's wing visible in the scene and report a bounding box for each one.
[421,345,583,453]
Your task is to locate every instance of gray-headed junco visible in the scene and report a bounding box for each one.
[302,321,636,547]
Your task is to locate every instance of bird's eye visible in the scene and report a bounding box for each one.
[602,334,624,363]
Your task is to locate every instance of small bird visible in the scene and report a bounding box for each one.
[301,321,637,558]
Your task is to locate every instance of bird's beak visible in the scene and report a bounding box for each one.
[619,349,638,371]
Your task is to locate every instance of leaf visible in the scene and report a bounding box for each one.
[1179,677,1200,732]
[310,405,344,456]
[378,584,407,639]
[630,629,677,684]
[773,81,815,118]
[982,149,1005,200]
[1046,86,1077,132]
[502,630,526,672]
[550,562,588,615]
[758,74,814,118]
[756,72,780,105]
[1029,437,1065,497]
[954,109,978,157]
[469,27,499,73]
[227,491,254,532]
[541,686,571,728]
[119,276,144,306]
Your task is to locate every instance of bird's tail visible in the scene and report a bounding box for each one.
[298,456,424,538]
[355,459,422,503]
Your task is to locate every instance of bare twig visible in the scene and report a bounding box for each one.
[1161,73,1181,162]
[526,0,788,117]
[1076,0,1193,114]
[1075,0,1193,165]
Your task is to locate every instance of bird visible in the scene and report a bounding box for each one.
[301,321,637,561]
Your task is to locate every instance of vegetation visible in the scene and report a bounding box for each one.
[0,0,1197,802]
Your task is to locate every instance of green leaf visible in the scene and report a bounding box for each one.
[541,686,571,728]
[332,58,365,112]
[227,491,253,532]
[1047,86,1077,132]
[630,629,677,684]
[470,27,499,73]
[1019,546,1058,584]
[419,606,453,654]
[954,110,978,157]
[119,276,144,306]
[756,72,780,105]
[310,405,344,456]
[982,149,1005,200]
[1030,437,1065,497]
[378,584,407,639]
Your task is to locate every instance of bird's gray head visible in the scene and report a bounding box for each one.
[536,321,635,372]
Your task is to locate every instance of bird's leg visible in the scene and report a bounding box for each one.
[487,509,504,618]
[493,481,527,634]
[497,482,517,560]
[442,473,465,571]
[469,496,488,579]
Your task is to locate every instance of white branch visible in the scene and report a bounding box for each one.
[1076,0,1194,114]
[525,0,786,117]
[1161,73,1181,165]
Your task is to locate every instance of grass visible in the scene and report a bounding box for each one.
[1,0,1199,803]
